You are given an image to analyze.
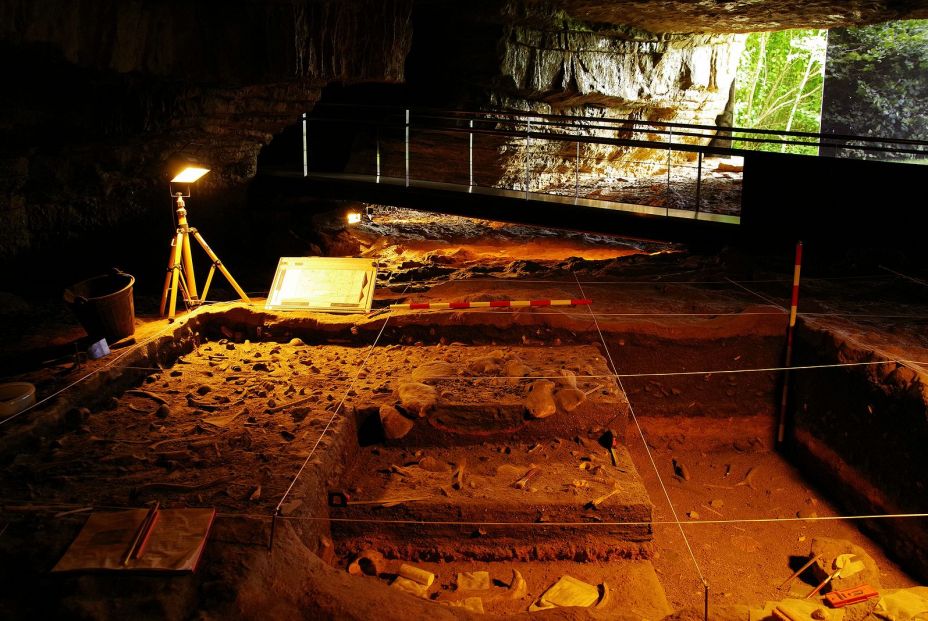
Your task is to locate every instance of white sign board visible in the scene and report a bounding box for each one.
[265,257,377,313]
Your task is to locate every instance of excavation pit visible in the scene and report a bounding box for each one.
[332,442,652,562]
[0,293,925,619]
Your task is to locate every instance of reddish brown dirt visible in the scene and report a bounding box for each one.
[1,209,927,619]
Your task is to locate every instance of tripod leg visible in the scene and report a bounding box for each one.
[160,236,179,316]
[181,228,199,304]
[167,230,185,321]
[201,264,217,302]
[191,231,251,303]
[177,269,191,309]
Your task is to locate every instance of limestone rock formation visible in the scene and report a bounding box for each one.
[544,0,928,34]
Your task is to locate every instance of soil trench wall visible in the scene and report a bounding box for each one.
[789,319,928,582]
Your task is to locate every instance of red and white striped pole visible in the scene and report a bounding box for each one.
[390,298,591,310]
[777,241,803,445]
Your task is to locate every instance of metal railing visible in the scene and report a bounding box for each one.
[302,104,928,220]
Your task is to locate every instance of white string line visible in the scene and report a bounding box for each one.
[273,285,410,515]
[383,274,893,286]
[573,272,708,587]
[724,277,787,311]
[3,499,926,528]
[260,513,928,527]
[879,265,928,289]
[0,321,179,427]
[12,360,925,419]
[359,360,928,383]
[395,309,787,318]
[397,308,928,320]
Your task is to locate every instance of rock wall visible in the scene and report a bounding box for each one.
[0,0,413,262]
[491,19,745,187]
[539,0,928,34]
[394,4,744,192]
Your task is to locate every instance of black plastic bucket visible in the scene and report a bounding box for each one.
[64,269,136,343]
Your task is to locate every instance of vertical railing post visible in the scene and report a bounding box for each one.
[524,119,531,198]
[375,126,381,182]
[468,119,474,188]
[301,112,308,177]
[695,151,703,217]
[575,138,580,199]
[666,126,673,217]
[404,109,410,187]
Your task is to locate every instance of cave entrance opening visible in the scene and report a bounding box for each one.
[732,28,828,156]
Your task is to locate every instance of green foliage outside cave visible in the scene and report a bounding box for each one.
[733,29,828,155]
[821,20,928,161]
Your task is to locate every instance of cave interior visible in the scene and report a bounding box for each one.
[1,1,928,620]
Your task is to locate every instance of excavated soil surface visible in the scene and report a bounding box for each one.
[1,208,927,619]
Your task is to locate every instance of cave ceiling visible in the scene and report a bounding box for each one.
[518,0,928,33]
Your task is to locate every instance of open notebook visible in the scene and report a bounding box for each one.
[53,508,216,573]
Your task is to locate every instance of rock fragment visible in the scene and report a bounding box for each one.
[555,388,586,412]
[525,380,556,419]
[379,405,414,440]
[397,382,437,417]
[411,361,456,382]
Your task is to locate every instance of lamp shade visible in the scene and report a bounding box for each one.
[171,167,210,183]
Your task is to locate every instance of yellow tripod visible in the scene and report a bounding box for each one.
[160,194,250,321]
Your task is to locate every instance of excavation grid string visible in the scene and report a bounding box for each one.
[381,273,896,286]
[3,498,928,529]
[321,359,928,383]
[724,277,787,310]
[879,265,928,288]
[572,272,709,590]
[263,512,928,527]
[389,307,928,321]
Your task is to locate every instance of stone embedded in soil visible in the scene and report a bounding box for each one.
[468,352,506,375]
[503,358,532,382]
[396,382,438,417]
[525,380,557,418]
[418,456,451,473]
[380,405,414,440]
[558,369,578,389]
[555,387,586,412]
[672,458,691,481]
[410,361,456,382]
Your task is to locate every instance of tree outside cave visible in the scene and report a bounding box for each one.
[731,22,928,161]
[733,29,827,155]
[821,20,928,162]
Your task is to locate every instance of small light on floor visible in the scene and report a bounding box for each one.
[347,211,362,224]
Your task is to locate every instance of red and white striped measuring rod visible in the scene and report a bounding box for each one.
[390,299,592,310]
